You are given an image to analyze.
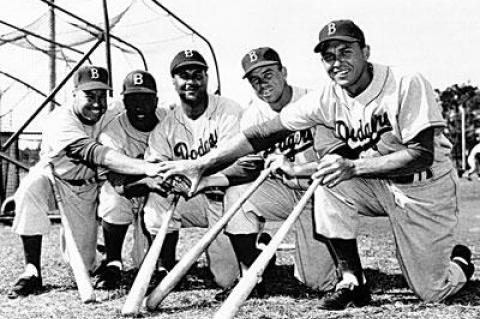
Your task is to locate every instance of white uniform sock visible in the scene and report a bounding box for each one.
[22,263,39,278]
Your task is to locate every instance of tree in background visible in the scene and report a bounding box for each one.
[436,84,480,173]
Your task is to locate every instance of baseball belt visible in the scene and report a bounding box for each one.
[391,168,433,184]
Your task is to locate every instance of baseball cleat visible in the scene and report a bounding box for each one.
[146,268,169,295]
[451,244,475,280]
[318,284,371,310]
[94,261,122,290]
[7,275,43,299]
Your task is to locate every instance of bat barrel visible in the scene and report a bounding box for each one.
[121,195,180,316]
[47,164,96,303]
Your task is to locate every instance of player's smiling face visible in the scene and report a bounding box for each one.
[247,64,287,106]
[73,89,107,125]
[320,40,371,96]
[124,93,158,132]
[172,67,208,104]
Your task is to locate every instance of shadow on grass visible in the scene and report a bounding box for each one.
[1,282,81,300]
[121,262,218,292]
[150,299,218,315]
[117,262,480,309]
[445,280,480,305]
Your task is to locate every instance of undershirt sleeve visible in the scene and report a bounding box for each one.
[243,116,293,153]
[221,158,263,186]
[65,137,112,167]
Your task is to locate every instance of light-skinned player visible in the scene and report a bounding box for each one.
[213,47,338,300]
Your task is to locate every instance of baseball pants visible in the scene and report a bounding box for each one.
[238,177,338,291]
[143,185,255,288]
[12,167,98,271]
[313,168,466,302]
[97,181,150,268]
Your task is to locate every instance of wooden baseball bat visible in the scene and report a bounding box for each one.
[213,178,321,319]
[145,168,272,310]
[121,194,180,316]
[46,165,96,303]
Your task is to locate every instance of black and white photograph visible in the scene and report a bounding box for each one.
[1,1,479,318]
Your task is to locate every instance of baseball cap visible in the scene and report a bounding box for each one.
[241,47,282,79]
[313,19,365,53]
[121,70,157,95]
[170,50,208,76]
[73,65,112,91]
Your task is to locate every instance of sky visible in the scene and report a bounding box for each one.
[159,0,480,96]
[1,0,480,133]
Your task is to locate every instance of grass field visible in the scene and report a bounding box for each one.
[1,179,480,319]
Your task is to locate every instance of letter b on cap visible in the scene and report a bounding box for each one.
[248,50,258,63]
[133,73,143,85]
[327,23,337,35]
[90,67,99,79]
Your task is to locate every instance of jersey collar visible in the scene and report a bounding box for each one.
[334,63,389,106]
[174,93,218,124]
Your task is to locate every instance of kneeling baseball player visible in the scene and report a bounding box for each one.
[94,70,167,289]
[142,50,271,295]
[211,47,338,300]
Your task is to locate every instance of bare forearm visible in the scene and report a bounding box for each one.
[198,173,229,190]
[290,162,319,178]
[197,134,255,174]
[102,149,156,176]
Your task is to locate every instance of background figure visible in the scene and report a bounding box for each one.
[465,128,480,180]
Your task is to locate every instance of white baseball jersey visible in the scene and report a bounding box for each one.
[241,86,316,189]
[280,63,452,175]
[145,94,243,162]
[97,107,166,220]
[98,105,166,162]
[39,105,104,180]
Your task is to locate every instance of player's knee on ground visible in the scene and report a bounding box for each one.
[407,260,467,302]
[206,232,240,289]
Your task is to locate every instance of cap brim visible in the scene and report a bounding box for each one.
[76,82,112,91]
[242,61,280,79]
[171,61,208,74]
[313,35,360,53]
[121,87,157,95]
